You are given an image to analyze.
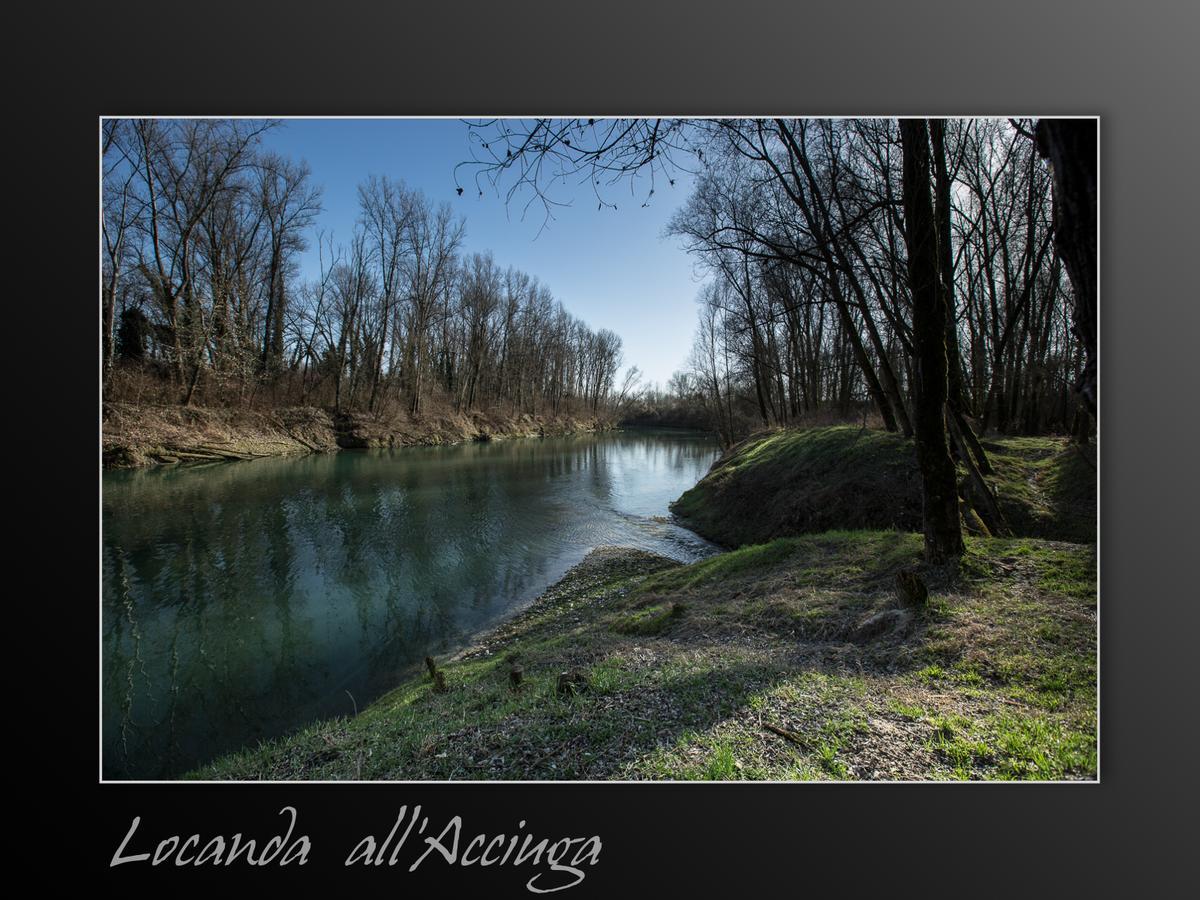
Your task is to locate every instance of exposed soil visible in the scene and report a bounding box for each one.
[102,401,616,468]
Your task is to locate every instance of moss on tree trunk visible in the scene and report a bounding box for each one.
[900,119,964,564]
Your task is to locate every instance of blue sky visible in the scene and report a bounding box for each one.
[260,119,702,389]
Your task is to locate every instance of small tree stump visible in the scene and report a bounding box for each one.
[425,656,447,693]
[509,664,523,692]
[556,668,589,698]
[894,570,928,608]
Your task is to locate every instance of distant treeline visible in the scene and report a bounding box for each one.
[102,120,629,419]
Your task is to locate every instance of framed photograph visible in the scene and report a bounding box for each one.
[84,0,1195,891]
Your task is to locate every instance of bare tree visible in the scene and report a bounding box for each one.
[258,153,322,378]
[1036,119,1097,421]
[102,120,143,384]
[900,119,964,562]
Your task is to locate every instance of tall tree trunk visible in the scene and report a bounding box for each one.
[102,276,117,387]
[929,119,994,474]
[1036,118,1098,419]
[273,278,286,370]
[900,119,965,563]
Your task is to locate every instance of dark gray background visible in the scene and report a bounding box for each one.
[60,0,1200,888]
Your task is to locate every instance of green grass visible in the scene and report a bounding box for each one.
[985,439,1097,543]
[191,530,1096,782]
[918,708,1096,780]
[670,427,921,547]
[671,426,1095,548]
[638,538,807,592]
[704,744,739,780]
[612,601,686,635]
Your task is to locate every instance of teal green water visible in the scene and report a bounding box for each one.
[102,428,720,779]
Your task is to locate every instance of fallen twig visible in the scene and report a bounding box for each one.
[764,722,809,748]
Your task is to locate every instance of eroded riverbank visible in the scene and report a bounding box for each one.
[102,401,618,468]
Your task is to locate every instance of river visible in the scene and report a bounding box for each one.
[101,428,720,779]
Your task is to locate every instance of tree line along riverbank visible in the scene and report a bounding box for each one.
[102,402,619,468]
[189,425,1096,781]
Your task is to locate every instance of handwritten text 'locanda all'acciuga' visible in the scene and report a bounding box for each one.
[110,805,603,892]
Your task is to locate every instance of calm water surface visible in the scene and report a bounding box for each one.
[102,428,720,778]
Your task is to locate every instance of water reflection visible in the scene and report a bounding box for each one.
[102,428,720,778]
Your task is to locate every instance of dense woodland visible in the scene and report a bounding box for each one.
[101,120,628,419]
[458,117,1097,561]
[580,119,1092,447]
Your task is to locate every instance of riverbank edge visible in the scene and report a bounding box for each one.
[102,401,619,469]
[187,545,684,779]
[190,532,1097,781]
[445,545,683,663]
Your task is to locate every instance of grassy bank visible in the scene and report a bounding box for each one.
[671,426,1096,547]
[193,532,1097,781]
[102,401,615,468]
